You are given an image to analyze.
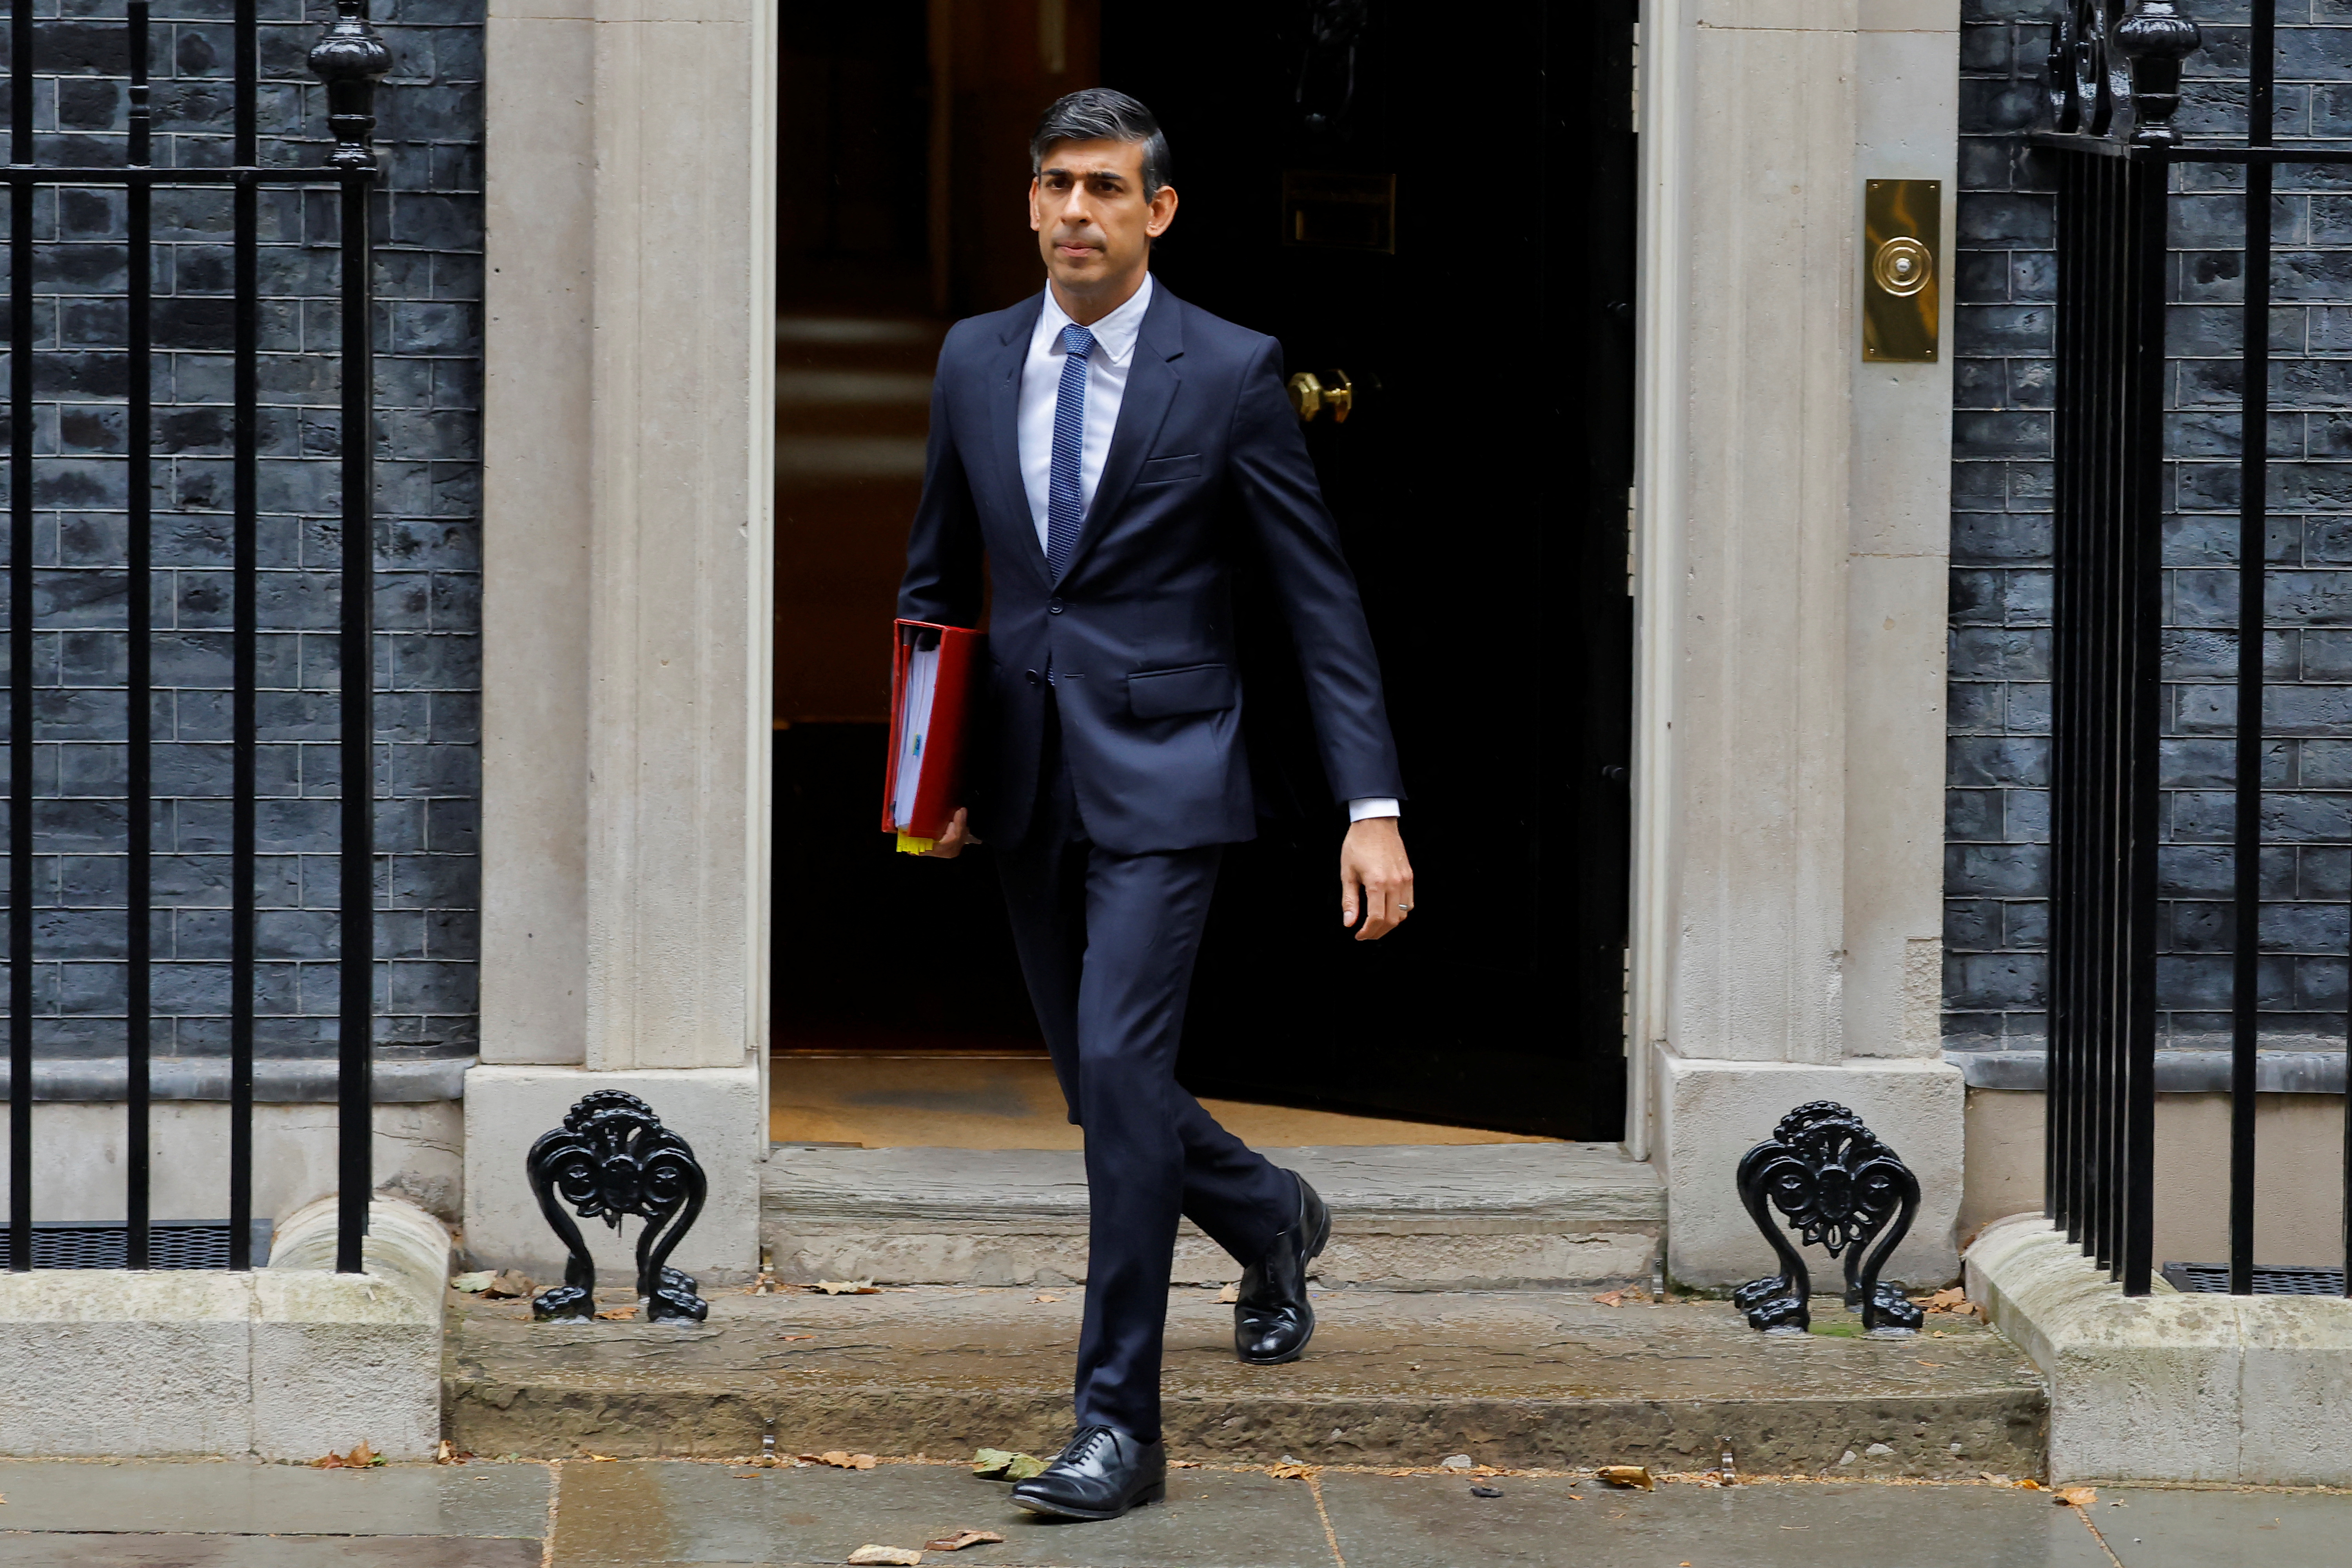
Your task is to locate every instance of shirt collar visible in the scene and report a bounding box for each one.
[1036,272,1154,367]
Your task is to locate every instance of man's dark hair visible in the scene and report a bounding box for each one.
[1029,88,1172,201]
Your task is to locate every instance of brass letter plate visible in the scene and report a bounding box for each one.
[1863,179,1940,363]
[1282,171,1397,253]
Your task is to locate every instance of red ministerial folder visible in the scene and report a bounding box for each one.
[882,619,983,852]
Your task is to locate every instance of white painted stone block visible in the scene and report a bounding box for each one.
[1655,1048,1964,1288]
[462,1063,762,1284]
[0,1196,447,1461]
[1967,1212,2352,1486]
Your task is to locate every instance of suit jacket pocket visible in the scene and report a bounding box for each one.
[1127,662,1236,719]
[1134,452,1203,486]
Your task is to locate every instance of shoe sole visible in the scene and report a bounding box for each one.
[1238,1195,1332,1367]
[1010,1481,1167,1521]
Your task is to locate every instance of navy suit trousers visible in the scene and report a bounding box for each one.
[996,697,1297,1440]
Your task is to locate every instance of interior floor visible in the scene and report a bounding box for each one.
[769,1054,1561,1149]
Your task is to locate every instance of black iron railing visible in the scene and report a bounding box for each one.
[2,1,389,1273]
[2038,0,2352,1297]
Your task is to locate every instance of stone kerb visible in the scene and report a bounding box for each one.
[0,1195,448,1461]
[1965,1212,2352,1486]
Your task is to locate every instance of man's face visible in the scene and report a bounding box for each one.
[1030,137,1177,299]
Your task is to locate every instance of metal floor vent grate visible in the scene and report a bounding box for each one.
[2161,1262,2348,1296]
[0,1221,272,1270]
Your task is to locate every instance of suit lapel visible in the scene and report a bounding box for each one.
[987,293,1047,579]
[1065,282,1184,583]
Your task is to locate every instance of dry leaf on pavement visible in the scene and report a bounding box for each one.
[811,1280,880,1295]
[1003,1453,1047,1480]
[798,1450,877,1470]
[1216,1284,1239,1304]
[2056,1486,2097,1508]
[923,1531,1006,1552]
[311,1441,382,1470]
[595,1306,639,1321]
[450,1270,497,1292]
[1268,1463,1315,1480]
[846,1548,923,1566]
[1033,1294,1061,1304]
[1591,1290,1628,1307]
[1597,1465,1655,1490]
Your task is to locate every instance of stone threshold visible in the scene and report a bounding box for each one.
[761,1142,1665,1290]
[443,1283,2046,1477]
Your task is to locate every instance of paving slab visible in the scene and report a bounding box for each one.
[0,1538,541,1566]
[543,1458,1335,1568]
[2097,1485,2352,1566]
[446,1286,2045,1476]
[0,1458,550,1536]
[1318,1474,2115,1568]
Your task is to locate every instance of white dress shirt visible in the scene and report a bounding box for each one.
[1014,273,1397,825]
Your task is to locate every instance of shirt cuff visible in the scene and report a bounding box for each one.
[1346,797,1401,822]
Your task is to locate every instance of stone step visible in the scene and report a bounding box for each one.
[441,1286,2049,1479]
[759,1143,1665,1291]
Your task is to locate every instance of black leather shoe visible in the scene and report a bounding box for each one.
[1009,1425,1167,1521]
[1235,1171,1330,1365]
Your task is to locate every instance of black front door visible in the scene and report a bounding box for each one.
[1104,1,1639,1138]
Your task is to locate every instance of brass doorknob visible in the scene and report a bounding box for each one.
[1285,368,1355,423]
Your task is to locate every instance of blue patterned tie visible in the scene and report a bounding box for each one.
[1045,323,1096,582]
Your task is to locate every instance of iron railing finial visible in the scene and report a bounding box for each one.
[308,0,395,171]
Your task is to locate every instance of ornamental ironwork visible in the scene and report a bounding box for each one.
[2044,0,2201,145]
[1731,1101,1922,1334]
[526,1091,710,1323]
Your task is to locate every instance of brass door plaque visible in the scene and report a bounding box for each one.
[1283,171,1397,252]
[1863,179,1940,363]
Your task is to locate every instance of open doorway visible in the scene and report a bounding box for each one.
[772,0,1637,1144]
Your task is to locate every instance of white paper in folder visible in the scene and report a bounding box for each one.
[889,640,941,830]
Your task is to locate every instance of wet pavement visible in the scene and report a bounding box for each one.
[0,1457,2344,1566]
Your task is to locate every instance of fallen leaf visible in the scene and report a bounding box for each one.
[2057,1486,2097,1508]
[482,1270,535,1299]
[1470,1485,1504,1498]
[923,1530,1007,1552]
[450,1270,497,1293]
[1591,1290,1628,1307]
[733,1472,761,1479]
[1033,1294,1061,1304]
[846,1548,923,1566]
[1170,1459,1201,1469]
[2016,1478,2043,1491]
[811,1280,880,1295]
[1268,1463,1315,1480]
[779,1334,816,1342]
[595,1306,639,1321]
[588,1455,619,1463]
[435,1439,455,1465]
[970,1449,1016,1477]
[1597,1465,1654,1490]
[1003,1453,1048,1481]
[1217,1284,1240,1304]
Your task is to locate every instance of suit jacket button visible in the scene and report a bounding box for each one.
[1047,597,1064,614]
[1025,669,1041,686]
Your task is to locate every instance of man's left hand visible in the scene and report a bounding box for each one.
[1340,817,1414,940]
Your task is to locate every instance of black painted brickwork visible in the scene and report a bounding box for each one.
[0,0,483,1067]
[1951,3,2352,1053]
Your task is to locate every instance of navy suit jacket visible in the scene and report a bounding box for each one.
[897,281,1405,856]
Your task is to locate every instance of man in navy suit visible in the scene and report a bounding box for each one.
[898,87,1413,1521]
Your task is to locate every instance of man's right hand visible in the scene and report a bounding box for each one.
[923,807,975,858]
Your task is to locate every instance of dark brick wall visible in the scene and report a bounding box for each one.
[0,0,483,1073]
[1951,3,2352,1054]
